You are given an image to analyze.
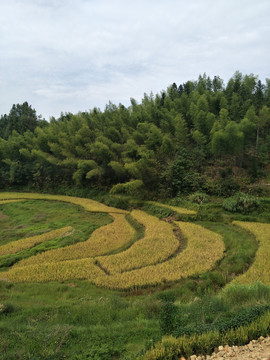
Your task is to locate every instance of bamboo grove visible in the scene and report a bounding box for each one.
[0,73,270,198]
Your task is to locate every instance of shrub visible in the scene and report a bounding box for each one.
[110,179,144,196]
[218,178,240,196]
[157,290,177,303]
[188,192,209,204]
[102,195,129,210]
[159,301,179,335]
[222,193,259,213]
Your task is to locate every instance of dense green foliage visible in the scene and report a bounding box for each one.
[1,72,270,197]
[222,192,260,213]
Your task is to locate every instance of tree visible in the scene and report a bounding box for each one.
[256,105,270,150]
[0,115,8,138]
[211,122,243,157]
[212,76,224,92]
[3,102,38,139]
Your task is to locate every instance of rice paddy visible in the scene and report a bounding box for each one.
[0,191,269,360]
[0,192,269,291]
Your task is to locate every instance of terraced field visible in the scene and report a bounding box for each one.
[0,192,269,291]
[1,191,270,360]
[232,221,270,285]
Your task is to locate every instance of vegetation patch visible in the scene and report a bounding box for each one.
[0,199,27,205]
[222,193,260,213]
[0,226,73,256]
[0,192,127,214]
[0,199,111,268]
[14,213,135,267]
[139,310,270,359]
[146,201,196,215]
[97,210,179,274]
[232,221,270,285]
[0,192,269,359]
[92,222,224,290]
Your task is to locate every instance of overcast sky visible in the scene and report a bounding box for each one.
[0,0,269,120]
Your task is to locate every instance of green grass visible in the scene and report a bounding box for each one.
[0,280,161,360]
[0,200,111,269]
[2,281,270,359]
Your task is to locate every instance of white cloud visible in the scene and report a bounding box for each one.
[0,0,269,119]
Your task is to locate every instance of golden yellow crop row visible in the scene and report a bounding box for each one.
[92,221,224,289]
[146,201,197,215]
[97,210,179,274]
[3,222,224,289]
[1,257,104,283]
[0,199,27,205]
[14,213,135,267]
[232,221,270,285]
[0,192,127,214]
[0,226,73,256]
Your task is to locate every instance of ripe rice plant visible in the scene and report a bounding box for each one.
[0,192,127,214]
[13,213,135,267]
[2,257,104,283]
[232,221,270,285]
[97,210,179,273]
[0,226,73,256]
[92,222,224,289]
[0,199,27,205]
[146,201,196,215]
[2,222,224,289]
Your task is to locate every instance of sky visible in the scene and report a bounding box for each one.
[0,0,270,120]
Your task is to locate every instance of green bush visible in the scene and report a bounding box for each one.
[188,192,209,204]
[102,195,129,210]
[110,179,144,197]
[222,192,259,213]
[157,290,177,303]
[158,291,178,335]
[159,302,178,335]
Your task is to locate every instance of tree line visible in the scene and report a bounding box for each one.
[1,72,270,198]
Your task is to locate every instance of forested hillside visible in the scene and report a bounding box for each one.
[1,72,270,198]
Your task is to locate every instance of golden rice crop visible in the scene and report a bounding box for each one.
[146,201,196,215]
[0,199,27,205]
[92,221,225,289]
[0,192,127,214]
[0,226,73,256]
[2,257,104,283]
[97,210,179,273]
[14,213,135,267]
[232,221,270,285]
[3,222,224,289]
